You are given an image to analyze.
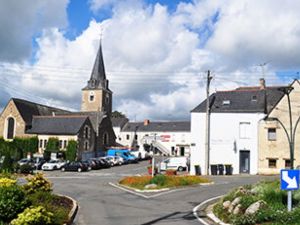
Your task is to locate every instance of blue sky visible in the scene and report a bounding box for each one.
[1,0,300,120]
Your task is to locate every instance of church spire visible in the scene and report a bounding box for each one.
[84,39,108,90]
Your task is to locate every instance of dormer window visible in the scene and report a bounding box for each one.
[252,96,257,101]
[222,100,231,105]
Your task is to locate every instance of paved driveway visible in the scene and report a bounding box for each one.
[44,161,278,225]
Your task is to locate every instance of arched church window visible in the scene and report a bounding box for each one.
[84,126,90,139]
[6,117,15,139]
[103,132,109,145]
[84,141,89,151]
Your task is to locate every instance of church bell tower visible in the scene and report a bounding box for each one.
[81,41,112,115]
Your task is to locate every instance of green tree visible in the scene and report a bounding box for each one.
[65,140,77,161]
[45,138,59,152]
[111,111,126,118]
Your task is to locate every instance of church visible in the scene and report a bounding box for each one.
[0,41,116,160]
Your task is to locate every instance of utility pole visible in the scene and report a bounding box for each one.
[205,70,213,175]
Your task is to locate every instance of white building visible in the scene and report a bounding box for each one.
[112,119,191,157]
[190,79,283,175]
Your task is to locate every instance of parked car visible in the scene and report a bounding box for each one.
[17,158,34,166]
[107,149,138,163]
[42,160,66,171]
[85,159,101,170]
[61,161,89,172]
[114,156,124,165]
[32,158,46,170]
[103,156,116,167]
[97,158,111,168]
[158,157,189,172]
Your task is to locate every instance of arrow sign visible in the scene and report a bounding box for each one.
[281,170,300,191]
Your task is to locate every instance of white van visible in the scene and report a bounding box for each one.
[158,157,189,172]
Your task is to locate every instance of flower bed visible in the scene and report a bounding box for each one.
[213,180,300,225]
[0,173,73,225]
[119,174,210,190]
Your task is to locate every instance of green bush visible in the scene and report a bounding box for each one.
[150,174,167,186]
[15,164,34,174]
[239,195,259,211]
[0,185,28,222]
[10,206,53,225]
[24,173,52,194]
[28,191,70,225]
[45,138,59,152]
[66,140,77,161]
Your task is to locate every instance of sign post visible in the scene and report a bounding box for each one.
[280,169,300,212]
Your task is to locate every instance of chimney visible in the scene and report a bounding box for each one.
[259,78,266,90]
[144,119,150,126]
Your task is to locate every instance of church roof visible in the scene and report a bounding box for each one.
[27,115,90,135]
[12,98,69,126]
[83,41,110,91]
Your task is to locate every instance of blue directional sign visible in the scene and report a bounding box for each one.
[281,169,300,191]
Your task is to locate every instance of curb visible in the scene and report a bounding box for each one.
[59,195,78,225]
[193,195,224,225]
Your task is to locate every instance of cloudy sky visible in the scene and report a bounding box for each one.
[1,0,300,121]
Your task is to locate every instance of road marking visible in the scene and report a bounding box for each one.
[193,195,224,225]
[109,182,150,199]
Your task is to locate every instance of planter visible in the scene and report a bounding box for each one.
[165,169,177,176]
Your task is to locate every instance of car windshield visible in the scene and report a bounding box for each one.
[49,160,58,163]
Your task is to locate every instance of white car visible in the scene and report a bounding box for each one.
[158,157,189,172]
[114,156,124,165]
[42,160,66,171]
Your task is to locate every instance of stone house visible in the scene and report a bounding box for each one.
[258,80,300,174]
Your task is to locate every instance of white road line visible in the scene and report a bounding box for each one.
[109,182,150,199]
[193,195,224,225]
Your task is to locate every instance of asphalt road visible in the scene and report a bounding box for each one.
[43,161,278,225]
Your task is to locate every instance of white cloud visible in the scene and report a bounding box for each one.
[1,0,300,121]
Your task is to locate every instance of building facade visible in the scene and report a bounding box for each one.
[258,80,300,174]
[190,79,284,175]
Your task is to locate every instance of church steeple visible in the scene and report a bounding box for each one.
[84,40,109,90]
[81,40,112,114]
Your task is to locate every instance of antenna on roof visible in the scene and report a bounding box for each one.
[258,61,270,79]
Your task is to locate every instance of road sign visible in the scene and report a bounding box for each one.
[281,169,300,191]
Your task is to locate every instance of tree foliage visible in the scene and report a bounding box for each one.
[111,111,126,118]
[45,138,59,152]
[65,140,77,161]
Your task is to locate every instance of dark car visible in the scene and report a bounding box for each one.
[61,161,89,172]
[33,158,47,170]
[85,159,101,170]
[98,158,111,168]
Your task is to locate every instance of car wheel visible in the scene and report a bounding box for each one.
[177,166,184,172]
[61,167,65,172]
[78,168,82,172]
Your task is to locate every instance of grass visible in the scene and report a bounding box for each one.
[213,180,300,225]
[119,174,210,190]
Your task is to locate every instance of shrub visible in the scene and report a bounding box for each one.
[28,191,71,225]
[15,164,34,174]
[150,174,167,186]
[10,206,53,225]
[0,177,16,187]
[0,185,28,222]
[66,140,77,161]
[1,148,13,172]
[120,176,152,189]
[24,173,52,194]
[165,169,177,176]
[45,138,59,152]
[239,195,259,211]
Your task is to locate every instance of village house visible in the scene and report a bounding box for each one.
[112,118,191,158]
[258,80,300,174]
[190,79,286,175]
